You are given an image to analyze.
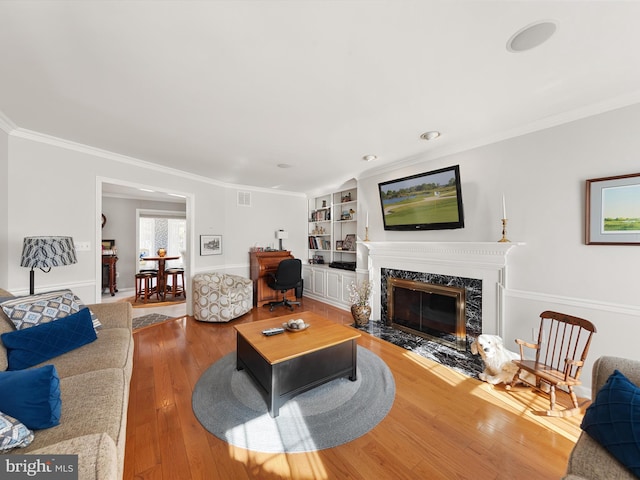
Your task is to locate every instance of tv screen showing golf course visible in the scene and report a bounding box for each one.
[378,165,465,231]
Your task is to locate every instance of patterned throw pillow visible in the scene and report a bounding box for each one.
[0,289,101,331]
[72,294,102,331]
[0,410,34,451]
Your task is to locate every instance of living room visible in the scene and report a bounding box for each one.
[1,2,640,479]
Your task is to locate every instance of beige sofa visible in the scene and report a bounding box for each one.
[563,356,640,480]
[0,288,133,480]
[192,272,253,322]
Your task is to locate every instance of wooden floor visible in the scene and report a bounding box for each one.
[123,298,583,480]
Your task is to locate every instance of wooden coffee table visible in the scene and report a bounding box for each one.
[234,312,361,417]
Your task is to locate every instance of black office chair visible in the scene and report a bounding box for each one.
[266,258,302,311]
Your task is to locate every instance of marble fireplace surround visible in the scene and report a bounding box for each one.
[364,241,521,339]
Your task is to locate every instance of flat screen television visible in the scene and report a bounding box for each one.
[378,165,465,231]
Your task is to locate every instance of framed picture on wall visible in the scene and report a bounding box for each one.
[200,235,222,255]
[586,172,640,245]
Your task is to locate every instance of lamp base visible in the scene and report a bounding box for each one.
[29,268,35,295]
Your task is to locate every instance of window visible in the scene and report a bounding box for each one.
[139,214,186,270]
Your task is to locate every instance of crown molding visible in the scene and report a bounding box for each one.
[358,91,640,182]
[9,126,304,197]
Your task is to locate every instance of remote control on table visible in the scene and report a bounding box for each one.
[262,327,285,336]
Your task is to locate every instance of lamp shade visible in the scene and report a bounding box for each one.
[276,230,288,240]
[21,236,77,269]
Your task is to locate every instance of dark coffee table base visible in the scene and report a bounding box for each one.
[236,335,358,417]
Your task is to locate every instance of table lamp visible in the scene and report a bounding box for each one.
[21,236,77,294]
[276,230,288,251]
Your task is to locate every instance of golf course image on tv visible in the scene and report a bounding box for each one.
[378,165,464,231]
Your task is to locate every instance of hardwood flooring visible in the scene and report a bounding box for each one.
[124,298,583,479]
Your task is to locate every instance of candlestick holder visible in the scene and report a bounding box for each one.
[498,218,510,243]
[364,226,370,242]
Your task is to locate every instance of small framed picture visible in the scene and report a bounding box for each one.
[335,240,344,250]
[343,234,356,251]
[200,235,222,255]
[586,173,640,245]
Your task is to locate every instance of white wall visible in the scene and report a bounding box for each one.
[0,129,7,288]
[358,103,640,396]
[4,133,307,306]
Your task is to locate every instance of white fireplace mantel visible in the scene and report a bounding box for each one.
[362,241,524,337]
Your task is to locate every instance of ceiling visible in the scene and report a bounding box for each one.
[2,1,640,195]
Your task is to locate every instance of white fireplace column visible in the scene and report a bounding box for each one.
[362,241,522,338]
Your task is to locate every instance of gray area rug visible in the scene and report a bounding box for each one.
[192,346,395,453]
[132,313,173,330]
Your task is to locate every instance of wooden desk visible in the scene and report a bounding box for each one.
[249,250,296,307]
[102,255,118,296]
[140,255,180,299]
[235,312,360,416]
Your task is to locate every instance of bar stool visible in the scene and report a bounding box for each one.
[164,268,185,298]
[135,271,158,303]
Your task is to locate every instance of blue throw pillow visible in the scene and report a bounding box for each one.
[0,365,61,430]
[581,369,640,476]
[1,307,97,371]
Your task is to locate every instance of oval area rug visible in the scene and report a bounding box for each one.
[192,346,395,453]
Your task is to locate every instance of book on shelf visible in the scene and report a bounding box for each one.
[311,208,330,222]
[308,236,328,250]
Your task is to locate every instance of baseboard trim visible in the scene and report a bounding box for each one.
[302,292,350,312]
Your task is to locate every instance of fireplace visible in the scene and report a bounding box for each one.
[380,268,482,353]
[363,241,519,374]
[387,278,466,351]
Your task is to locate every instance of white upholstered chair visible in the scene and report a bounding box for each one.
[192,272,253,322]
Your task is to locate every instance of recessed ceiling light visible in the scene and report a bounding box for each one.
[362,155,377,162]
[420,131,441,141]
[507,20,558,53]
[277,163,292,169]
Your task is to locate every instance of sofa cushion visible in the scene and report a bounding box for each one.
[581,369,640,477]
[30,433,118,480]
[1,308,97,370]
[20,369,127,457]
[0,365,61,430]
[0,289,101,331]
[30,433,117,480]
[0,410,34,451]
[26,327,134,379]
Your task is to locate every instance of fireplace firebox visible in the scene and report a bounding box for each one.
[387,277,467,351]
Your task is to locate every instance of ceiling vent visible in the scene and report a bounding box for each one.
[237,191,251,207]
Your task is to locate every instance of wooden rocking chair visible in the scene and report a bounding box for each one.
[507,310,597,417]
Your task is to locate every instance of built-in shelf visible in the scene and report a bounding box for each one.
[308,185,358,265]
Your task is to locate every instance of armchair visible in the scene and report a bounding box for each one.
[192,272,253,322]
